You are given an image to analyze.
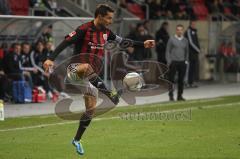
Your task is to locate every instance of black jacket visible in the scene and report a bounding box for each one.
[3,52,21,75]
[30,50,48,74]
[155,27,169,64]
[185,27,200,56]
[21,53,33,68]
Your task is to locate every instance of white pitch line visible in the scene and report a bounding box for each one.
[0,117,119,132]
[0,102,239,132]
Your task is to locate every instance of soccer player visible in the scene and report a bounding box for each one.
[43,4,155,155]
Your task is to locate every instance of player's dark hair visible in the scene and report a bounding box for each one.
[95,4,114,18]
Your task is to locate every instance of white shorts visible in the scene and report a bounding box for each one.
[66,63,98,97]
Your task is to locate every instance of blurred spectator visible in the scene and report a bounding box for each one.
[3,43,36,89]
[146,0,163,19]
[21,42,33,68]
[206,0,224,14]
[0,44,5,71]
[0,72,7,100]
[143,20,153,36]
[155,21,169,64]
[127,23,153,61]
[230,0,240,16]
[1,42,8,54]
[44,41,54,56]
[45,41,70,98]
[0,0,11,15]
[166,0,188,19]
[21,42,37,88]
[39,25,53,43]
[43,0,58,11]
[125,24,137,61]
[29,0,37,7]
[3,43,23,80]
[30,0,57,16]
[0,43,7,100]
[30,40,53,98]
[185,20,200,88]
[235,30,240,55]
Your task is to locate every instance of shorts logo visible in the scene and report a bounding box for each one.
[69,31,76,37]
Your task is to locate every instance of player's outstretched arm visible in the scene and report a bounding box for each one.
[43,40,69,72]
[44,27,86,72]
[108,31,155,49]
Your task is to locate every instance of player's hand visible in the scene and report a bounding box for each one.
[144,40,155,48]
[43,59,54,73]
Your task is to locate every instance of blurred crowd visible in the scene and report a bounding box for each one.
[118,0,240,20]
[206,0,240,16]
[1,0,240,20]
[145,0,194,20]
[0,0,58,16]
[0,26,69,102]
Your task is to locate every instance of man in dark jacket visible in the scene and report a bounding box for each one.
[129,23,153,61]
[155,22,169,64]
[3,43,23,80]
[185,20,200,87]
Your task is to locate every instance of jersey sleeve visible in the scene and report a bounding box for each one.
[48,26,86,61]
[107,30,144,47]
[107,30,122,42]
[64,27,86,44]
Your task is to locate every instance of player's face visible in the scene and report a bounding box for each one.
[176,26,184,37]
[99,12,114,28]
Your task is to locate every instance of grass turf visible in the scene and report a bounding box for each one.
[0,95,240,159]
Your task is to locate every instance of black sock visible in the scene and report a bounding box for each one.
[74,113,92,141]
[89,75,111,97]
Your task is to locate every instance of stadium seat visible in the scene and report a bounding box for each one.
[127,3,145,19]
[8,0,29,15]
[224,8,232,15]
[193,4,208,20]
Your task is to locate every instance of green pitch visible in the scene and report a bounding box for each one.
[1,95,240,159]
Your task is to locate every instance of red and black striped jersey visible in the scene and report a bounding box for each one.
[65,21,116,57]
[48,21,144,68]
[49,21,118,60]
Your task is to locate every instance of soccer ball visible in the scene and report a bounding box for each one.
[123,72,144,91]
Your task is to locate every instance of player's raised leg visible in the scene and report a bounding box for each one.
[67,63,120,105]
